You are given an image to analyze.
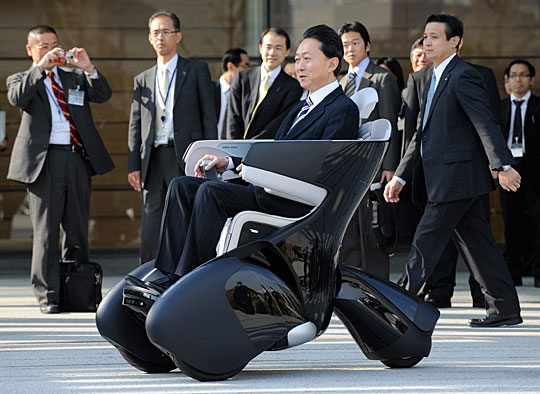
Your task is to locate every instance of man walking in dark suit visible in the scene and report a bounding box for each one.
[127,11,217,265]
[226,27,303,140]
[401,41,501,308]
[129,24,359,293]
[500,59,540,287]
[7,25,113,313]
[213,48,249,139]
[338,21,401,279]
[384,14,522,327]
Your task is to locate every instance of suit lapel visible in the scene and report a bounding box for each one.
[501,98,511,140]
[145,66,157,135]
[359,60,374,90]
[246,68,261,118]
[255,70,285,114]
[524,94,539,141]
[35,68,52,123]
[173,56,187,108]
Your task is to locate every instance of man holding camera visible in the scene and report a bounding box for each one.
[6,25,113,314]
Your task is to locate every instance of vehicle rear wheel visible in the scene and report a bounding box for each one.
[381,356,423,368]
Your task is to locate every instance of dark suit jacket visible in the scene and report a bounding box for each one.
[232,86,359,168]
[501,94,540,190]
[127,56,217,185]
[227,67,303,140]
[340,60,401,170]
[7,66,114,183]
[396,55,514,204]
[401,63,501,157]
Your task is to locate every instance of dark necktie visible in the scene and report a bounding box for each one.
[49,72,83,147]
[513,99,524,144]
[344,72,357,97]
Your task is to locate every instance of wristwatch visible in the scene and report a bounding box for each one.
[498,165,512,172]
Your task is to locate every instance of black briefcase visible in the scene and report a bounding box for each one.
[59,258,103,312]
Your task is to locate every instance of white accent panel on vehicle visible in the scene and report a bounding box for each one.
[350,87,379,120]
[216,211,301,255]
[358,119,392,141]
[182,140,273,177]
[287,322,317,347]
[241,165,327,207]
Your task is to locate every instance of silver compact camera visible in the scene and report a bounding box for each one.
[64,51,75,62]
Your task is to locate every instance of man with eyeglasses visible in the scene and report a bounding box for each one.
[6,25,113,314]
[499,59,540,288]
[127,11,217,265]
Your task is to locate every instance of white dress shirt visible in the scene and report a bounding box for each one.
[218,75,231,139]
[155,54,178,142]
[507,90,531,153]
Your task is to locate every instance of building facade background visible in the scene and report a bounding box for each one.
[0,0,539,252]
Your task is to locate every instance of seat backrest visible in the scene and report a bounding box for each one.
[349,87,378,121]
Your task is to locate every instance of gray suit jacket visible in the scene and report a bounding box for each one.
[340,60,401,170]
[7,66,114,183]
[127,56,217,185]
[396,55,514,204]
[227,67,302,140]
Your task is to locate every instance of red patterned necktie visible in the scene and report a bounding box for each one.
[48,71,83,147]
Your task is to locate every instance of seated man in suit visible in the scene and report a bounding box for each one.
[227,27,303,140]
[129,24,359,293]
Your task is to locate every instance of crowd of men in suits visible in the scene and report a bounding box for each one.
[5,10,538,328]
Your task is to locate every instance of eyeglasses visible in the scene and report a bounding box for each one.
[32,43,59,51]
[509,73,531,80]
[150,30,179,38]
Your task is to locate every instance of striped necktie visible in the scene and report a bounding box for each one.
[344,72,357,97]
[288,97,313,133]
[48,71,83,147]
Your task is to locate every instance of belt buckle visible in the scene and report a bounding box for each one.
[71,145,76,153]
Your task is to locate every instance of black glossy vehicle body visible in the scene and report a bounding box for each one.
[96,140,439,381]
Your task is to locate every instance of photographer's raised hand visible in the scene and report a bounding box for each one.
[68,47,96,75]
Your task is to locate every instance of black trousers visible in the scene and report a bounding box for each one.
[399,195,520,316]
[153,176,310,277]
[500,183,540,279]
[140,146,184,264]
[422,193,491,302]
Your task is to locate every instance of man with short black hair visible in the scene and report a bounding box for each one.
[338,21,401,279]
[7,25,113,313]
[384,14,522,327]
[127,11,217,265]
[499,59,540,287]
[227,27,302,140]
[213,48,249,139]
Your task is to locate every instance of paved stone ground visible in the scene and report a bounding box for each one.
[1,252,539,393]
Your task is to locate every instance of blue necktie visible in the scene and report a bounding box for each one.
[422,72,437,130]
[288,97,313,133]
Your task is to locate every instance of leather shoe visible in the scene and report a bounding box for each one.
[468,313,522,327]
[425,297,451,308]
[40,304,60,314]
[534,277,540,288]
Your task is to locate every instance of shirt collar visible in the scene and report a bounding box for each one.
[219,75,231,93]
[511,90,531,104]
[350,57,370,77]
[307,80,339,107]
[157,53,178,75]
[261,65,281,82]
[433,52,457,82]
[35,63,59,79]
